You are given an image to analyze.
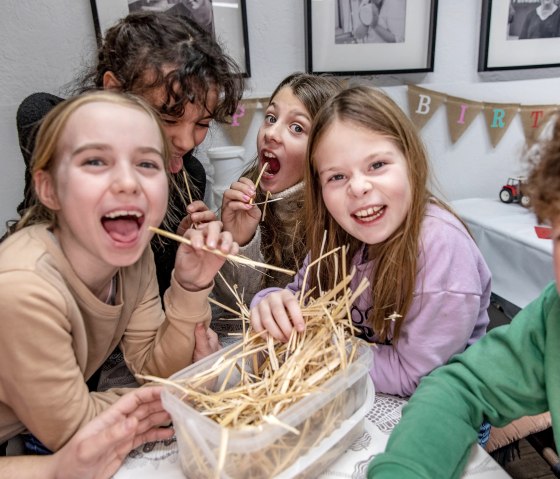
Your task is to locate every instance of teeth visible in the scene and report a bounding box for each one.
[263,151,276,158]
[104,210,143,219]
[354,206,383,218]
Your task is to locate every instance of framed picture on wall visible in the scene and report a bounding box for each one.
[479,0,560,71]
[90,0,251,77]
[305,0,438,75]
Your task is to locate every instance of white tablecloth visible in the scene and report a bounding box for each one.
[114,392,509,479]
[450,198,554,309]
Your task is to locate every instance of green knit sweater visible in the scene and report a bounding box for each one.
[369,282,560,479]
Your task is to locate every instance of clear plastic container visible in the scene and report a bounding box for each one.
[162,341,374,479]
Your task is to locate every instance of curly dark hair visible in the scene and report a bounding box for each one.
[76,11,244,122]
[526,116,560,224]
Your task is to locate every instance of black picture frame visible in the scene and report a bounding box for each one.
[90,0,251,77]
[479,0,560,72]
[305,0,438,75]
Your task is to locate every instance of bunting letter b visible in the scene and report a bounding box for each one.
[416,94,431,115]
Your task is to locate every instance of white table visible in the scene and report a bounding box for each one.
[114,392,509,479]
[450,198,554,309]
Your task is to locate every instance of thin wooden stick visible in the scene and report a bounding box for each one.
[262,190,272,221]
[252,196,283,207]
[249,162,269,205]
[149,226,295,276]
[182,168,194,204]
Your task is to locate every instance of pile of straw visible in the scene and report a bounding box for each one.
[144,240,372,478]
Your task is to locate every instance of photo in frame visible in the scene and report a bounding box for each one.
[90,0,251,76]
[305,0,438,75]
[479,0,560,71]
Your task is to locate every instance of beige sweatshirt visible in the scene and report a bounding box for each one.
[0,224,211,450]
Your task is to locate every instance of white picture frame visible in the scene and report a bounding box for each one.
[90,0,250,76]
[479,0,560,71]
[306,0,438,75]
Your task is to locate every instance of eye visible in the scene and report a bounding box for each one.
[160,115,178,126]
[82,157,105,167]
[328,173,345,182]
[196,122,211,129]
[138,160,161,170]
[290,123,304,134]
[371,161,386,170]
[264,114,276,125]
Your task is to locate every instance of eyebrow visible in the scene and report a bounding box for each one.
[72,143,163,157]
[317,151,396,176]
[268,101,311,123]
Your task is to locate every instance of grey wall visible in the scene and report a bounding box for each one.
[1,0,560,227]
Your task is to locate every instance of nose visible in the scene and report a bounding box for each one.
[264,122,281,143]
[112,162,140,195]
[170,124,196,154]
[348,173,372,197]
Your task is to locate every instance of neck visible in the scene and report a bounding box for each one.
[53,228,118,301]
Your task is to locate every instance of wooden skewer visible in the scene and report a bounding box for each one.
[149,226,296,275]
[262,190,272,222]
[182,168,194,204]
[252,196,283,206]
[181,168,200,230]
[249,162,269,205]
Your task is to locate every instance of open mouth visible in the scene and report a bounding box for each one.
[352,205,385,223]
[262,152,280,176]
[101,210,145,243]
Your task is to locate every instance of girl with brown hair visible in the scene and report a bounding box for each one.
[251,85,491,397]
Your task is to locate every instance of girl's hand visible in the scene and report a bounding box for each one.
[221,177,262,246]
[174,221,239,291]
[193,323,221,362]
[52,387,172,479]
[177,200,217,235]
[250,290,305,342]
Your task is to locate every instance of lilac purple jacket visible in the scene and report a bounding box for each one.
[251,203,491,397]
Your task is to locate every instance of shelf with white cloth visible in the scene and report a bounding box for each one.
[450,197,553,310]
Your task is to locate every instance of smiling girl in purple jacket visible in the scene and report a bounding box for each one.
[250,86,491,398]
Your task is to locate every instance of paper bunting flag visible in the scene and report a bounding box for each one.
[445,95,484,144]
[223,100,259,146]
[482,102,520,148]
[407,85,446,130]
[519,105,558,143]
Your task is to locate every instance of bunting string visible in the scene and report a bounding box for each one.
[407,84,559,148]
[222,96,269,146]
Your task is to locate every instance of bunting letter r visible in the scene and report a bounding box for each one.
[491,109,505,128]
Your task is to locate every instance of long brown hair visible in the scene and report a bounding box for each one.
[13,91,170,233]
[244,73,343,277]
[305,85,431,343]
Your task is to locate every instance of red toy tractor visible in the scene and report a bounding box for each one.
[499,177,530,207]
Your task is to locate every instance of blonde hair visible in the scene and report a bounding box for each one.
[14,90,170,232]
[306,85,433,343]
[243,73,343,279]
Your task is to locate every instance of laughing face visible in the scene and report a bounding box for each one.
[45,101,168,277]
[256,86,312,194]
[142,76,217,175]
[315,120,412,245]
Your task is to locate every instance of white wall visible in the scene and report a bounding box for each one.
[1,0,560,226]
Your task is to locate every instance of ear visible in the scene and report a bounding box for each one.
[102,71,121,91]
[34,170,60,211]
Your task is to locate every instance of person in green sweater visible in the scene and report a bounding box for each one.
[368,116,560,479]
